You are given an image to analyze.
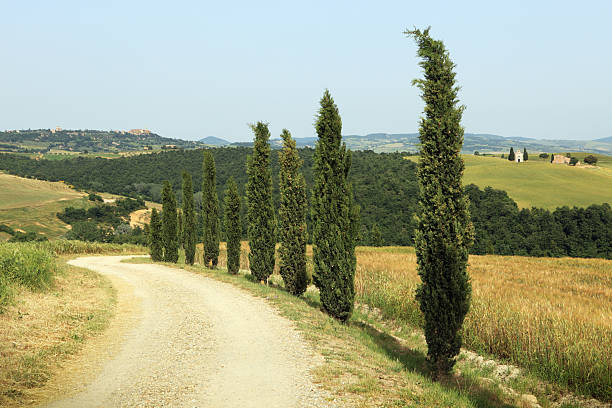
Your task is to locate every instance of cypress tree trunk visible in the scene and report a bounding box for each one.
[278,129,308,296]
[224,176,241,275]
[182,171,196,265]
[407,28,474,378]
[202,151,220,267]
[246,122,276,282]
[312,90,359,322]
[161,180,179,263]
[149,208,163,261]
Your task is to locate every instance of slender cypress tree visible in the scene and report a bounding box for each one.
[278,129,308,296]
[202,151,220,267]
[224,176,241,275]
[177,209,183,249]
[161,180,179,262]
[407,28,474,378]
[312,90,359,322]
[149,208,163,261]
[182,171,196,265]
[550,153,554,163]
[523,148,529,161]
[246,122,276,282]
[508,147,515,161]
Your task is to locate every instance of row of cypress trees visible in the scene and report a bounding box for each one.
[148,91,359,321]
[149,27,472,378]
[245,90,358,321]
[148,154,224,267]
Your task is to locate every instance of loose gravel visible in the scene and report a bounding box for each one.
[44,256,333,408]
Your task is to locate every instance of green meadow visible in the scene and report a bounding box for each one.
[407,154,612,209]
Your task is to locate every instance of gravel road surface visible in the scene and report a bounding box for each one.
[44,256,332,408]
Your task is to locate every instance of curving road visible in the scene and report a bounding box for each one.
[44,256,332,408]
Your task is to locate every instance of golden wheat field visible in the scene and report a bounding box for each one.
[208,243,612,399]
[354,246,612,399]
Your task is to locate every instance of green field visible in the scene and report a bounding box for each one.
[0,173,89,239]
[407,154,612,209]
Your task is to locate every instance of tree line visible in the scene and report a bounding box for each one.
[150,90,357,322]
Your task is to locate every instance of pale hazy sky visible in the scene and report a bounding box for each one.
[1,1,611,142]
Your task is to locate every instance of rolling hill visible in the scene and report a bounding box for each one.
[4,128,612,155]
[405,154,612,209]
[0,173,88,239]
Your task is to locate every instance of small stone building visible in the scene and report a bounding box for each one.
[515,150,523,163]
[552,155,571,164]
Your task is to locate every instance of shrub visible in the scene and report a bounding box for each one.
[584,155,598,165]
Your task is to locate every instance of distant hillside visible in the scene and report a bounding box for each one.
[335,133,612,155]
[199,136,230,146]
[3,128,611,155]
[0,129,207,153]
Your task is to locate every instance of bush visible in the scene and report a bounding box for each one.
[0,243,55,292]
[569,157,579,166]
[88,192,103,202]
[584,155,598,165]
[539,153,549,159]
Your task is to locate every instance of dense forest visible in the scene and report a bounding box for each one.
[1,149,610,258]
[0,148,418,246]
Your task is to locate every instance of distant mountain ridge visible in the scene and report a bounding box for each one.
[2,128,610,155]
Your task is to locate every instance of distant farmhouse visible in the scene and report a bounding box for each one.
[552,155,571,165]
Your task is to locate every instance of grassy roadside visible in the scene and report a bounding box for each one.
[0,241,146,407]
[126,256,581,408]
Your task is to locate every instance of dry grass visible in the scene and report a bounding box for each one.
[353,247,612,400]
[204,242,611,400]
[0,262,115,407]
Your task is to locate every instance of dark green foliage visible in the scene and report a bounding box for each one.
[407,28,474,377]
[177,210,183,249]
[312,90,358,322]
[570,157,579,166]
[508,147,515,161]
[551,154,555,163]
[149,208,163,261]
[161,180,179,262]
[370,223,383,247]
[278,129,308,296]
[523,148,529,161]
[224,177,241,274]
[182,171,196,265]
[501,153,505,159]
[246,122,276,282]
[202,151,220,267]
[539,153,549,159]
[88,193,103,202]
[467,184,612,258]
[584,155,598,165]
[0,148,418,246]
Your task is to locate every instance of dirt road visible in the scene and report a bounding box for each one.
[44,256,332,408]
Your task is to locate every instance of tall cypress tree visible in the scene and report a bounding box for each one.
[278,129,308,296]
[161,180,179,263]
[246,122,276,282]
[177,209,183,249]
[182,171,196,265]
[508,147,515,161]
[312,90,359,322]
[202,151,220,267]
[407,28,474,377]
[523,148,529,161]
[149,208,163,261]
[224,176,241,275]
